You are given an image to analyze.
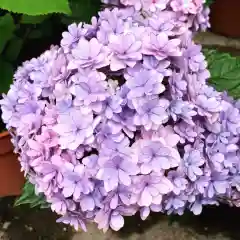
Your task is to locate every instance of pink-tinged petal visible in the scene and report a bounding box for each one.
[90,38,102,58]
[164,133,180,147]
[53,124,73,135]
[110,214,124,231]
[72,219,79,231]
[80,196,95,211]
[191,202,202,215]
[73,185,82,200]
[207,184,214,198]
[140,188,152,207]
[140,163,152,174]
[152,194,163,205]
[128,88,145,99]
[62,186,74,198]
[119,170,131,186]
[140,207,150,220]
[42,171,56,182]
[226,144,238,152]
[157,32,168,46]
[213,181,227,194]
[104,178,118,192]
[125,59,138,68]
[30,157,43,167]
[68,135,84,150]
[74,164,85,175]
[73,38,90,59]
[110,56,126,71]
[120,160,139,175]
[151,112,168,125]
[147,186,158,197]
[153,157,171,170]
[79,220,87,232]
[156,178,173,194]
[64,162,75,172]
[27,139,41,151]
[192,166,203,176]
[110,194,118,209]
[212,153,224,163]
[128,41,142,53]
[26,150,39,157]
[187,168,196,181]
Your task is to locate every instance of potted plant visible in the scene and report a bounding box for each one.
[0,131,24,196]
[209,0,240,38]
[1,0,240,233]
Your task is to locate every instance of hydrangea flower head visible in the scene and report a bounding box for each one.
[1,0,240,233]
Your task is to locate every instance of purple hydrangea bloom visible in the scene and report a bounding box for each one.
[143,56,172,76]
[169,100,197,125]
[2,1,240,233]
[181,145,205,181]
[97,153,140,191]
[126,69,165,101]
[167,170,188,195]
[133,97,170,130]
[169,71,187,98]
[61,23,87,53]
[57,212,87,232]
[53,109,96,150]
[142,32,181,60]
[133,172,173,207]
[109,33,142,71]
[133,139,181,174]
[206,170,230,198]
[61,163,94,200]
[69,38,110,69]
[70,70,109,112]
[195,94,222,123]
[174,121,204,143]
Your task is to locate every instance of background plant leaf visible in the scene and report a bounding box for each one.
[15,181,48,209]
[0,0,71,15]
[61,0,101,25]
[4,36,23,61]
[20,14,49,24]
[27,29,43,39]
[0,13,16,54]
[204,0,214,6]
[0,58,13,93]
[204,49,240,99]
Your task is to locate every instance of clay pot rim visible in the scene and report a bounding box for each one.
[0,131,9,139]
[0,130,24,196]
[0,131,13,156]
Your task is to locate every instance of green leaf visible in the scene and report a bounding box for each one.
[204,0,214,6]
[4,36,23,61]
[204,49,240,99]
[21,14,49,24]
[28,29,43,39]
[14,181,48,208]
[0,58,13,94]
[0,14,16,54]
[0,0,71,15]
[62,0,101,25]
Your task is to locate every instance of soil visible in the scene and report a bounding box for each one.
[0,197,240,240]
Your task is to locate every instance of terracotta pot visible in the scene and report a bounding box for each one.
[210,0,240,38]
[0,131,25,196]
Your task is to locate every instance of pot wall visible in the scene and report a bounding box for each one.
[0,131,24,196]
[210,0,240,38]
